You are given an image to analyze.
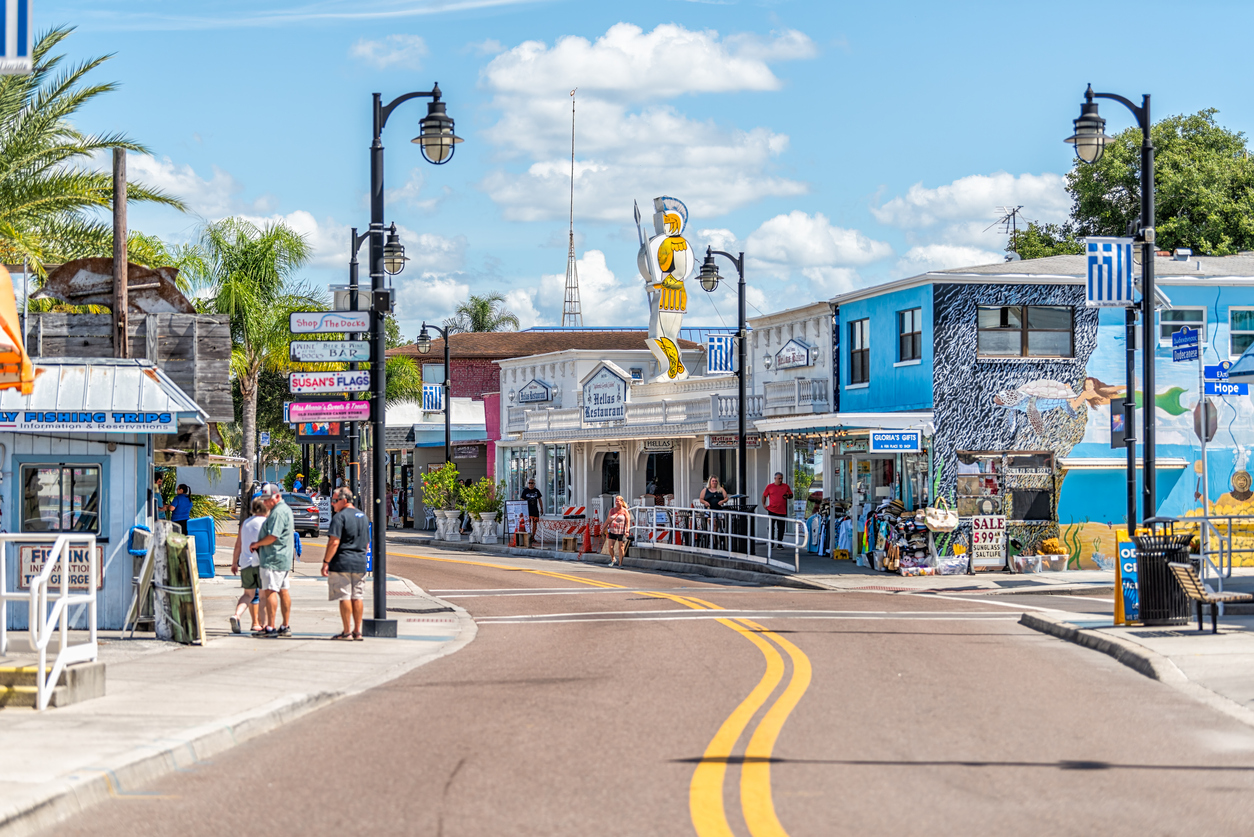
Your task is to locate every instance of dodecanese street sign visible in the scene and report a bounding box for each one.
[290,312,371,334]
[290,340,371,362]
[289,371,371,394]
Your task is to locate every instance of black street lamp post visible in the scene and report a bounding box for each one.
[362,84,462,639]
[416,322,452,465]
[1067,84,1156,528]
[699,247,748,509]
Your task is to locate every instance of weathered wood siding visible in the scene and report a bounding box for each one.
[23,314,233,422]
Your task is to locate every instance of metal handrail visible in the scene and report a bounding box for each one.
[627,503,808,572]
[0,532,99,711]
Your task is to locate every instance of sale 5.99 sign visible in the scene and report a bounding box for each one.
[970,515,1007,569]
[18,544,104,589]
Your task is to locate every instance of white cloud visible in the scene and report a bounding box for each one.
[479,23,813,223]
[237,210,465,273]
[126,153,271,218]
[389,167,451,212]
[746,211,892,273]
[503,287,544,328]
[872,172,1070,229]
[896,244,1005,275]
[535,249,648,326]
[350,34,427,69]
[394,272,470,327]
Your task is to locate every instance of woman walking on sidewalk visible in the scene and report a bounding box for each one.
[605,496,631,568]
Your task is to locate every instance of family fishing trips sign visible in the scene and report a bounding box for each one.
[0,410,177,433]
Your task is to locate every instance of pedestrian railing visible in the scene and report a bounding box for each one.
[627,503,807,573]
[0,533,99,711]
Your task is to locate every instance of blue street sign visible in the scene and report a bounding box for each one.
[1205,361,1232,381]
[1171,326,1198,348]
[1205,380,1249,397]
[1173,347,1198,363]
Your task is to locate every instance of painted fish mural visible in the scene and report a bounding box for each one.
[994,379,1084,434]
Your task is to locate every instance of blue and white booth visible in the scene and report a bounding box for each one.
[1,358,208,630]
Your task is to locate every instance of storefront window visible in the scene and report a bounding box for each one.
[956,451,1054,520]
[955,452,1002,517]
[792,441,824,515]
[547,445,570,512]
[21,464,102,534]
[645,452,674,499]
[601,452,620,495]
[702,450,736,496]
[977,306,1073,358]
[508,446,537,499]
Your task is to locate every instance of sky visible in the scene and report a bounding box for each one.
[38,0,1254,339]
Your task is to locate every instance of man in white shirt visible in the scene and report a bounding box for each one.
[229,497,269,634]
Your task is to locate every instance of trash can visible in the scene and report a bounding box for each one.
[1132,517,1197,626]
[185,516,216,579]
[724,496,757,555]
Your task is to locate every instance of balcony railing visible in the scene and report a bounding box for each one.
[762,378,829,412]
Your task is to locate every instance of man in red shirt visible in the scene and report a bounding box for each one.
[761,472,794,546]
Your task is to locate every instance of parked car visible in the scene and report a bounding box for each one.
[283,492,320,538]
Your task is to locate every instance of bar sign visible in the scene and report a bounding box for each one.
[0,1,32,75]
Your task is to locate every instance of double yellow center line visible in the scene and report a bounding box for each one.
[390,551,811,836]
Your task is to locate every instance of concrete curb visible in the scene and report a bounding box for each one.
[1019,611,1254,732]
[387,536,827,590]
[0,585,477,837]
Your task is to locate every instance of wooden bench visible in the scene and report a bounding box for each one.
[1167,562,1253,633]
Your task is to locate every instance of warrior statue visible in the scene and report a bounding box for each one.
[635,196,694,383]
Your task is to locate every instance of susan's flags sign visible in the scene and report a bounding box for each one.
[289,371,370,394]
[1085,237,1135,307]
[0,1,32,75]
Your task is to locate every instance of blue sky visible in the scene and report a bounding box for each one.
[41,0,1254,338]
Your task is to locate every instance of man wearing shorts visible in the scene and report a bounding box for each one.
[229,498,269,634]
[321,487,370,640]
[251,484,295,638]
[521,478,543,536]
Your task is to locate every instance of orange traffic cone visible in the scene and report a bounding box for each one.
[512,514,526,547]
[580,509,600,559]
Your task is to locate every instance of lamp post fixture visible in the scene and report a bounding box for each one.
[700,246,748,509]
[362,84,462,639]
[1067,84,1156,527]
[416,322,452,465]
[347,226,370,508]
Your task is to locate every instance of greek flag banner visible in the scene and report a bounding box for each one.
[422,383,443,412]
[707,334,735,374]
[1085,236,1135,308]
[0,0,31,75]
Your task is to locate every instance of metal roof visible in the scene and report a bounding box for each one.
[0,358,207,423]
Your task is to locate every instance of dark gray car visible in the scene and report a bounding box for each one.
[283,492,320,538]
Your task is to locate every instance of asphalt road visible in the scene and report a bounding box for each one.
[48,546,1254,836]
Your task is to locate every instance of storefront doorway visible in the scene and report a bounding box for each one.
[601,451,620,495]
[645,452,673,500]
[702,450,736,495]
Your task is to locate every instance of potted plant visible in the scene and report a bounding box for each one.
[422,463,462,539]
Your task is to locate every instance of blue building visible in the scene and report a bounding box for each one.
[761,252,1254,567]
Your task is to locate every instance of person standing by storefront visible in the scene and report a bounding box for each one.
[521,478,543,536]
[699,476,729,548]
[170,483,193,534]
[761,472,794,546]
[153,474,167,521]
[604,495,632,567]
[293,473,304,494]
[230,498,269,634]
[251,485,295,638]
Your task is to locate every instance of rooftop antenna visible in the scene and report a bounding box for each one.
[561,88,583,327]
[986,205,1026,260]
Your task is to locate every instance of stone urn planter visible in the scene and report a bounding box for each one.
[437,509,462,541]
[477,512,500,544]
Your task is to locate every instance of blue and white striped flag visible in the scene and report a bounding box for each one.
[1085,236,1135,308]
[707,334,735,374]
[422,383,444,411]
[0,1,31,75]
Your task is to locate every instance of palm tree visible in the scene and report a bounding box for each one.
[444,292,520,334]
[0,27,183,271]
[188,217,319,502]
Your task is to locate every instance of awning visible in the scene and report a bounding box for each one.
[755,411,935,435]
[0,265,34,394]
[0,357,207,434]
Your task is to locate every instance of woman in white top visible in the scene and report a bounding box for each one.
[230,498,270,634]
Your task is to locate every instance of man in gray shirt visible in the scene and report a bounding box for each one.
[252,484,295,638]
[321,487,370,640]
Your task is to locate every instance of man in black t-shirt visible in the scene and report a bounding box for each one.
[521,479,543,535]
[321,487,370,640]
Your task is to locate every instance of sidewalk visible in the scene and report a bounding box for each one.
[0,541,474,837]
[387,528,1127,596]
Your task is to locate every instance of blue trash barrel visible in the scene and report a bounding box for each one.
[185,516,216,579]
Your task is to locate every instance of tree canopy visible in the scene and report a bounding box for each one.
[1066,109,1254,255]
[445,292,520,333]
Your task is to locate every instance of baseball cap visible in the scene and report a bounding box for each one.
[259,483,281,497]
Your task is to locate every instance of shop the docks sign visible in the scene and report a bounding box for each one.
[18,544,104,590]
[290,340,371,362]
[0,410,177,433]
[583,367,627,422]
[290,312,371,334]
[289,401,370,422]
[289,371,371,394]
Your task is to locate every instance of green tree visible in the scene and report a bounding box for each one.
[1006,222,1084,260]
[385,312,405,348]
[1067,109,1254,254]
[189,217,320,500]
[445,291,520,333]
[0,27,183,271]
